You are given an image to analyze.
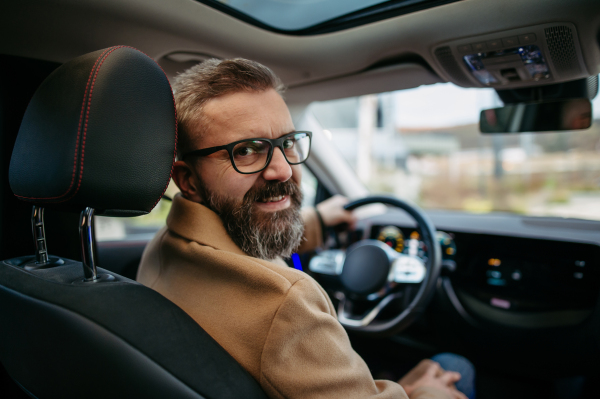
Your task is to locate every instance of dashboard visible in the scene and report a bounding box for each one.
[369,225,600,314]
[308,209,600,330]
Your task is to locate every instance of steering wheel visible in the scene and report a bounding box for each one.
[309,195,442,336]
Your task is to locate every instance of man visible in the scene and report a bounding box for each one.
[137,58,469,399]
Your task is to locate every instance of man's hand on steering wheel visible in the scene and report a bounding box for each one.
[316,195,357,229]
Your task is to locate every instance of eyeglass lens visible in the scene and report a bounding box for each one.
[231,132,310,173]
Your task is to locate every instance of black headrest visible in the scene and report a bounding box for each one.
[9,46,177,216]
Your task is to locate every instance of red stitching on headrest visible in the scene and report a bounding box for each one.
[66,45,127,203]
[15,45,178,212]
[15,47,114,200]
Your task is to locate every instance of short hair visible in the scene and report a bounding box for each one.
[172,58,285,158]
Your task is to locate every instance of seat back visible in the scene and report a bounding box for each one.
[0,46,267,399]
[0,260,266,398]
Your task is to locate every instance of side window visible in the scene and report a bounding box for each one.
[309,84,600,221]
[95,181,178,242]
[301,165,318,208]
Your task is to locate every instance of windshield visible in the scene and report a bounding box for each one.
[307,83,600,221]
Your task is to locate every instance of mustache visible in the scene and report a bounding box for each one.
[244,180,301,205]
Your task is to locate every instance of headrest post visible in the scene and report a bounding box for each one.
[31,206,49,265]
[79,207,98,281]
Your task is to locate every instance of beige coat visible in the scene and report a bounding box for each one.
[137,194,447,399]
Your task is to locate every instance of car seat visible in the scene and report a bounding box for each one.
[0,46,267,399]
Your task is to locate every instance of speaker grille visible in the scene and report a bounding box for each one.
[586,75,598,99]
[434,46,472,86]
[545,26,581,76]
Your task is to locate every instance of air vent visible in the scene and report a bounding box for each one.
[545,26,581,77]
[434,46,472,86]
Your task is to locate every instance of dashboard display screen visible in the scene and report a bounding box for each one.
[371,225,456,262]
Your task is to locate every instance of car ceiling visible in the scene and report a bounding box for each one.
[1,0,600,104]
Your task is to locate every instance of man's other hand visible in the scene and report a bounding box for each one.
[399,359,467,399]
[316,195,357,229]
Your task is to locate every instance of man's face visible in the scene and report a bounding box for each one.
[179,88,305,260]
[194,88,302,207]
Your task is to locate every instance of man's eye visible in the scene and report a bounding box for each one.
[283,139,295,149]
[235,146,255,157]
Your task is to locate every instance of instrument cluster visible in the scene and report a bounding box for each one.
[373,225,457,262]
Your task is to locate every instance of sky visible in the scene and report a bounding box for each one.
[219,0,385,30]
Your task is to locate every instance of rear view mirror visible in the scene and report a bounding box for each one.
[480,98,592,133]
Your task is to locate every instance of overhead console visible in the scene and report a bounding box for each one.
[432,23,588,88]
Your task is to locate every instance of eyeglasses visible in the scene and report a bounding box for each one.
[182,131,312,174]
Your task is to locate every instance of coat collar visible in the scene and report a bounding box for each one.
[167,194,247,256]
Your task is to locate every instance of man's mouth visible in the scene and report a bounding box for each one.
[258,195,286,203]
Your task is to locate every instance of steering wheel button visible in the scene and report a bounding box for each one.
[308,250,345,275]
[392,256,426,283]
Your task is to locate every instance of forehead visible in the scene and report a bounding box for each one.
[199,89,294,148]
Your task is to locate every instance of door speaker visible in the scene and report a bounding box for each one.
[586,75,598,99]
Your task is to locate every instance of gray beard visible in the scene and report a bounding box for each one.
[199,180,304,261]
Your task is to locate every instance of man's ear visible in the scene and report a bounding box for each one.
[172,160,203,203]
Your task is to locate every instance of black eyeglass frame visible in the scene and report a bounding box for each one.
[182,131,312,174]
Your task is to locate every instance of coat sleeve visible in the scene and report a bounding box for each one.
[259,277,408,399]
[297,207,323,254]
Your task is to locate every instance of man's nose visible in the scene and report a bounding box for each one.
[262,147,292,182]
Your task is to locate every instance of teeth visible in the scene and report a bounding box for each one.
[261,195,284,203]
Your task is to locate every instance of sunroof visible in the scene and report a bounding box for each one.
[202,0,455,34]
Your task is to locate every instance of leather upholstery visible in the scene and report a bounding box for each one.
[0,260,267,399]
[9,46,176,216]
